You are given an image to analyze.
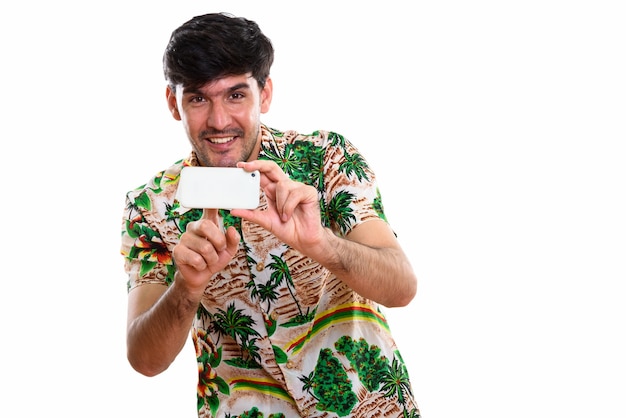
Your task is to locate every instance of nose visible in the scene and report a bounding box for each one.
[207,101,231,130]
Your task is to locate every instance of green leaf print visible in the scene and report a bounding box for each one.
[134,190,151,210]
[272,345,288,364]
[335,336,388,391]
[311,348,357,416]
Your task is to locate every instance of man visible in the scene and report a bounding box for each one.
[121,12,421,418]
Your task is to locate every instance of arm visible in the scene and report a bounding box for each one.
[232,160,417,308]
[126,209,240,376]
[321,218,417,307]
[126,281,195,376]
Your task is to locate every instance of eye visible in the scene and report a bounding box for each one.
[229,92,245,100]
[189,96,206,103]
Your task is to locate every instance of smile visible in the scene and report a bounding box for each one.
[208,136,235,144]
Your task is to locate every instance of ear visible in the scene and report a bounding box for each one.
[260,77,273,114]
[165,85,181,121]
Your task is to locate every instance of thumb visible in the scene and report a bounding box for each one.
[225,226,241,255]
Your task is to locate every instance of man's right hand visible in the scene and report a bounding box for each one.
[172,208,240,297]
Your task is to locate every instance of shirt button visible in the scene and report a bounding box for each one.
[286,360,295,369]
[256,262,264,271]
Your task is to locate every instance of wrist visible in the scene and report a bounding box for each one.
[308,227,344,271]
[170,272,204,314]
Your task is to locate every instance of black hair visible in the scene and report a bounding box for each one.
[163,12,274,91]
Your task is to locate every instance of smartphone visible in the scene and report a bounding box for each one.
[176,167,260,209]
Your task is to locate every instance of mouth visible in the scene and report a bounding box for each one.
[207,136,236,144]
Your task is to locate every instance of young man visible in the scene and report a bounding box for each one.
[121,12,421,418]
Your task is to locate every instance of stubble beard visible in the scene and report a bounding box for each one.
[195,124,260,168]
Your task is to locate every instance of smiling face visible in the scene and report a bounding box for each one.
[167,73,273,167]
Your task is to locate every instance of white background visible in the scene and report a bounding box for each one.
[1,1,625,417]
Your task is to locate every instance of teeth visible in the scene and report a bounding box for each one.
[209,137,234,144]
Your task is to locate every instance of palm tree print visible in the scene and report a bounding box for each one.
[212,302,262,369]
[288,140,325,189]
[325,131,346,149]
[267,254,302,315]
[339,151,370,182]
[260,139,324,190]
[261,140,303,178]
[380,354,420,418]
[254,281,280,313]
[266,254,315,327]
[326,190,357,235]
[297,371,318,400]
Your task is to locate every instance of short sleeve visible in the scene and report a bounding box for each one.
[321,133,388,237]
[120,192,176,292]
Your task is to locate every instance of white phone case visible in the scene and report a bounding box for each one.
[176,167,260,209]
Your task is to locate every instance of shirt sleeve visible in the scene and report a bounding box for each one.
[322,133,388,237]
[120,191,175,292]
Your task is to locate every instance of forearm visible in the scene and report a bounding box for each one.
[316,228,417,307]
[126,279,199,376]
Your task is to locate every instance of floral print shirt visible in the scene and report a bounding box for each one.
[120,125,421,418]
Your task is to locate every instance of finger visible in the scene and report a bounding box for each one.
[185,218,227,253]
[225,226,241,254]
[238,160,287,184]
[202,208,219,224]
[275,181,317,221]
[274,181,293,221]
[230,207,270,231]
[173,242,214,271]
[185,227,239,271]
[263,181,277,201]
[229,198,281,236]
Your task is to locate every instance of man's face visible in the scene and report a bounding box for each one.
[167,74,272,167]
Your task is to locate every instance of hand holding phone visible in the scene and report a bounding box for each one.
[176,167,260,209]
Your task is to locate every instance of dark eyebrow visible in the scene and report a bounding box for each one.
[182,82,251,96]
[227,82,251,93]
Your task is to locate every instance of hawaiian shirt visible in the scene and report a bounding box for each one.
[120,125,421,418]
